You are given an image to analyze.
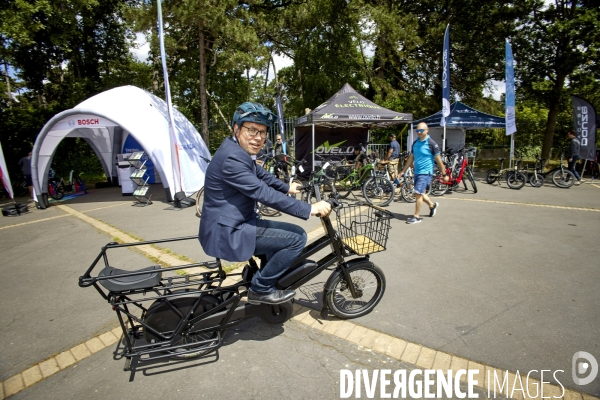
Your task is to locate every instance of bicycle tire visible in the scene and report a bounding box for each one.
[49,182,65,200]
[361,176,394,206]
[144,294,221,360]
[506,172,526,189]
[486,169,499,184]
[552,169,575,188]
[429,177,448,197]
[323,157,341,180]
[258,202,279,217]
[325,261,386,319]
[466,169,477,193]
[195,187,204,217]
[401,178,416,202]
[529,173,545,187]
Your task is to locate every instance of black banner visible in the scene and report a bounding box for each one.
[572,95,597,161]
[295,126,368,178]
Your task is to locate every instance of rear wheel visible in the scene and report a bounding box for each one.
[362,176,394,206]
[506,172,526,189]
[325,262,386,319]
[144,294,221,360]
[486,169,499,184]
[552,169,575,188]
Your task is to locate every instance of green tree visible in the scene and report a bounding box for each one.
[514,0,600,159]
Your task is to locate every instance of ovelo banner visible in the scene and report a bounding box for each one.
[571,96,597,161]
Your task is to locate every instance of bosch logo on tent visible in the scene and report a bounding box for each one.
[78,119,100,125]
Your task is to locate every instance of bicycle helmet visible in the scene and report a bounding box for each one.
[231,102,277,131]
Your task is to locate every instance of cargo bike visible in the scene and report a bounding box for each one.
[79,193,393,372]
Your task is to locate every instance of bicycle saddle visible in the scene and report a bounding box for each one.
[98,266,162,292]
[498,158,505,162]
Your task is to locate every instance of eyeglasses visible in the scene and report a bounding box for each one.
[241,125,268,139]
[416,129,426,133]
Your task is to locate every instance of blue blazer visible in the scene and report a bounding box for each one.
[199,136,311,261]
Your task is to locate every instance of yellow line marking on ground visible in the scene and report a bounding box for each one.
[443,196,600,212]
[0,214,70,231]
[291,304,597,400]
[79,202,131,213]
[590,183,600,189]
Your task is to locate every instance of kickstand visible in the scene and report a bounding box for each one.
[320,304,329,319]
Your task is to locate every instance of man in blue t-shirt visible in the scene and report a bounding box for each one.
[399,123,449,224]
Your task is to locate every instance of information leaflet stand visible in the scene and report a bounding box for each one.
[128,152,152,206]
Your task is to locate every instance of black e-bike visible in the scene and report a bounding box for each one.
[79,190,393,371]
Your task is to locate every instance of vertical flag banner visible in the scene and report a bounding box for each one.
[276,94,286,153]
[157,0,182,195]
[572,96,597,161]
[505,39,517,136]
[0,141,14,199]
[441,24,451,127]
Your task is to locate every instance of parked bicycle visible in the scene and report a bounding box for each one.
[79,189,392,371]
[431,147,478,195]
[49,171,87,200]
[485,155,527,190]
[332,156,394,206]
[527,150,576,189]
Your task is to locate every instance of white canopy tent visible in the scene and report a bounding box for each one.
[31,85,210,208]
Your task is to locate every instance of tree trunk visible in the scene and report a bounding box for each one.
[3,58,11,109]
[199,21,209,146]
[541,74,566,160]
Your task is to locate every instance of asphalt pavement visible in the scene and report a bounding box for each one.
[0,176,598,398]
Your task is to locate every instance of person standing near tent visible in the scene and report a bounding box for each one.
[18,151,33,196]
[385,134,401,182]
[274,134,285,159]
[567,131,582,185]
[399,122,449,224]
[199,102,331,305]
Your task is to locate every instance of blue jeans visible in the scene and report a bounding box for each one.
[251,219,307,294]
[568,156,581,181]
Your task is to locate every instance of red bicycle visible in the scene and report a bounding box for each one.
[430,147,477,196]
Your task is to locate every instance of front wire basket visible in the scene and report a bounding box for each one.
[335,202,393,255]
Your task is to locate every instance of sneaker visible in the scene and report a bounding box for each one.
[406,216,422,224]
[574,181,581,185]
[429,202,439,217]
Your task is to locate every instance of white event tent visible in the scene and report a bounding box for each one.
[31,86,210,208]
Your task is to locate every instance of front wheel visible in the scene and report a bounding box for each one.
[400,177,416,202]
[552,169,575,188]
[429,177,448,197]
[466,169,477,193]
[325,261,386,319]
[361,176,394,206]
[506,172,526,189]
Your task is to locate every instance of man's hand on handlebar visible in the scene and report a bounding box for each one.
[287,181,303,195]
[310,200,332,217]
